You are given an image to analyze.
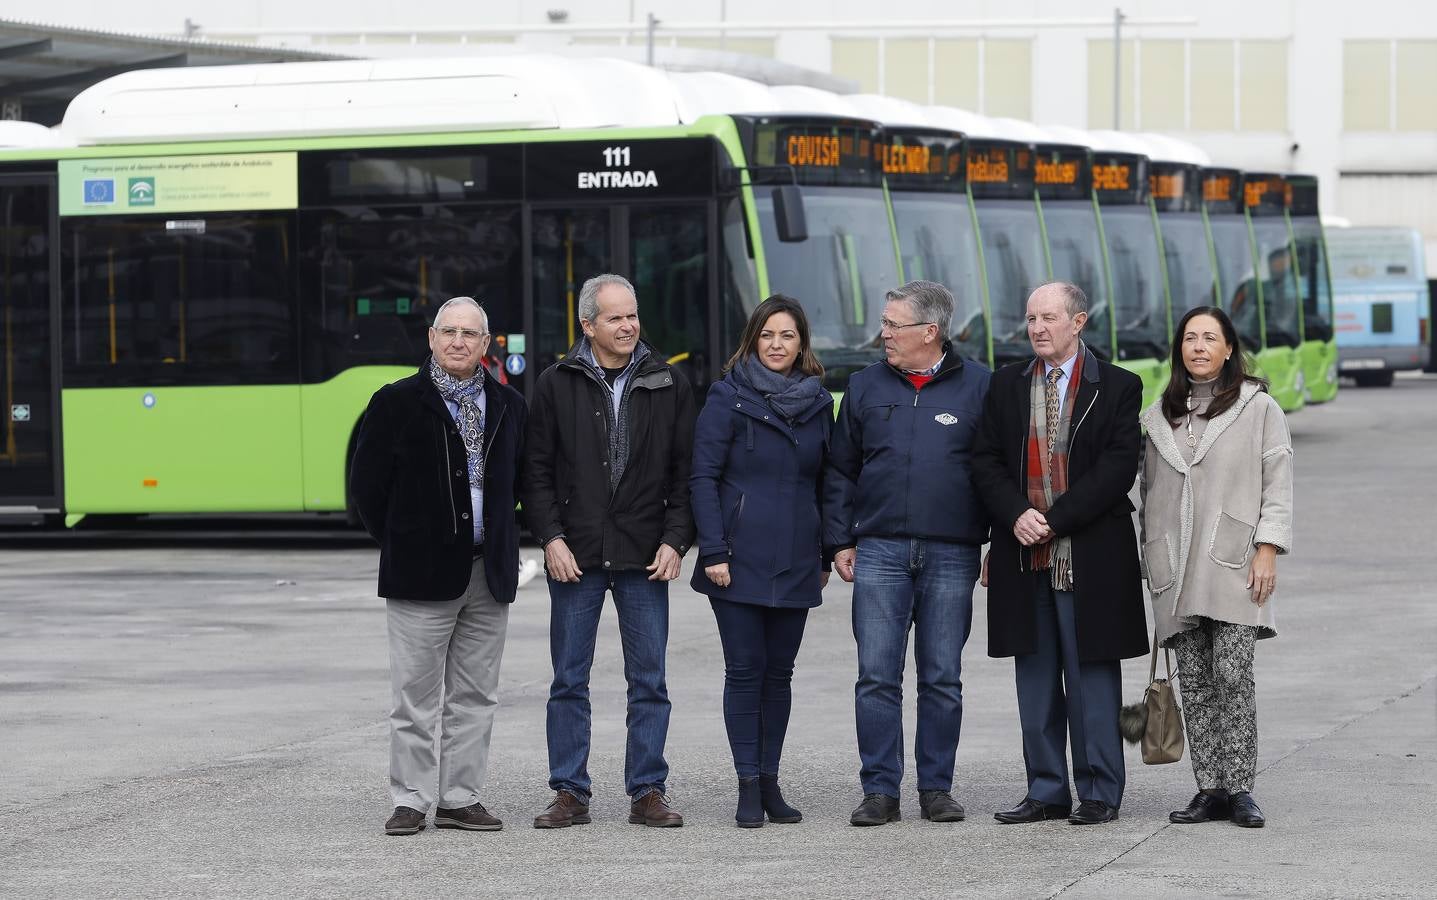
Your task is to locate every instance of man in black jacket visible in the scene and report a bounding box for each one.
[523,273,696,829]
[350,296,527,837]
[971,282,1148,827]
[824,280,992,827]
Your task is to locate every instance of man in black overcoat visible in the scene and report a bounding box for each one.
[971,281,1148,826]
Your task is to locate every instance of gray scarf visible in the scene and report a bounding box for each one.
[735,355,826,422]
[576,336,648,493]
[428,357,485,491]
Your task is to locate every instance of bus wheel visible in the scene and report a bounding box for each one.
[1354,371,1394,387]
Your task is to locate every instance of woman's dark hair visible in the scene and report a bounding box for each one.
[1161,305,1267,424]
[723,294,824,377]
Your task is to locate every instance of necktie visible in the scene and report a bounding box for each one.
[1045,367,1063,455]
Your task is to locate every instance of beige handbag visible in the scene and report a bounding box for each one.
[1119,633,1186,765]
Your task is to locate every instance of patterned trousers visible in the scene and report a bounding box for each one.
[1172,618,1260,793]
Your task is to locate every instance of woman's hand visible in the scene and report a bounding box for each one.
[1247,544,1278,606]
[819,569,831,589]
[705,562,731,588]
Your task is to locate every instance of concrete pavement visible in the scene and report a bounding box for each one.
[1,376,1434,898]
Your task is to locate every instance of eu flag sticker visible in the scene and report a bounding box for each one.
[83,179,115,205]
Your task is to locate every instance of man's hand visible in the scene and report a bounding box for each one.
[646,543,682,582]
[819,569,831,589]
[1013,508,1053,547]
[980,549,990,588]
[834,547,856,583]
[544,538,583,583]
[705,562,731,588]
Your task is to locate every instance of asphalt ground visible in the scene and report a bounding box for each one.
[2,375,1434,899]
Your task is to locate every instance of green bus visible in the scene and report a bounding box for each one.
[1287,174,1339,404]
[0,62,913,525]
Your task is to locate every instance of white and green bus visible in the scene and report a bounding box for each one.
[0,58,906,524]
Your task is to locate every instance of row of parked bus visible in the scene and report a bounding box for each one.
[0,57,1341,522]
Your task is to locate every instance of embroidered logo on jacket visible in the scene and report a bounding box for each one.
[934,413,958,425]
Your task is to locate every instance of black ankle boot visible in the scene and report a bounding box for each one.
[736,776,764,828]
[759,773,802,823]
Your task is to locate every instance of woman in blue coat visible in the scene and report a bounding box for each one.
[690,294,833,828]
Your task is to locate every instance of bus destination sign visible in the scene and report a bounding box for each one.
[1034,146,1089,201]
[966,141,1035,200]
[1201,168,1243,215]
[1090,153,1149,205]
[878,130,964,192]
[1148,162,1202,213]
[526,138,716,200]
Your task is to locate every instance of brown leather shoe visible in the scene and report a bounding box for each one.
[533,790,591,829]
[628,791,684,827]
[434,802,502,831]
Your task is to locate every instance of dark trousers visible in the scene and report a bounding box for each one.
[1014,583,1125,808]
[709,598,809,778]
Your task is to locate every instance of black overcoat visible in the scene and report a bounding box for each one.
[970,347,1149,662]
[350,363,527,604]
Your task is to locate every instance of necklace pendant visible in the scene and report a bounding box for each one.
[1186,433,1198,448]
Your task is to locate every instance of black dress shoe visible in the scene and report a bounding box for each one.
[384,806,426,836]
[994,797,1071,824]
[1068,800,1119,825]
[918,790,966,822]
[1170,791,1230,824]
[849,793,901,826]
[434,802,503,831]
[1229,792,1266,828]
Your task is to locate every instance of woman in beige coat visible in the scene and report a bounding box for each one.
[1139,306,1293,829]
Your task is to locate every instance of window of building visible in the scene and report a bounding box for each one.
[1239,40,1288,130]
[1189,40,1236,131]
[933,39,980,109]
[1396,40,1437,131]
[1089,38,1286,132]
[833,37,1030,113]
[1140,40,1186,131]
[1087,39,1136,130]
[1343,41,1390,130]
[831,38,880,93]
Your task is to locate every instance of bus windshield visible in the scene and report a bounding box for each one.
[890,191,987,364]
[1291,217,1334,342]
[1101,206,1169,360]
[977,199,1049,363]
[1209,215,1263,351]
[1160,212,1217,316]
[757,186,899,386]
[1041,200,1112,358]
[1252,218,1301,347]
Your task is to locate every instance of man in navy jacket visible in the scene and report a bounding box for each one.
[824,280,992,827]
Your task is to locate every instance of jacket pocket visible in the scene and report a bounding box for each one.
[1143,534,1176,594]
[1207,511,1257,569]
[722,494,746,549]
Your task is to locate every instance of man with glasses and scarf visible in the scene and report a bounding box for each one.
[351,296,527,836]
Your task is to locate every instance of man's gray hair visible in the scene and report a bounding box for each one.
[1034,281,1089,318]
[578,273,637,323]
[432,295,489,332]
[885,280,954,335]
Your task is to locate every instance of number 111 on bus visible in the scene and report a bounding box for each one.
[603,146,631,167]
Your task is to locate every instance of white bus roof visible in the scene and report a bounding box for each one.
[1086,129,1152,157]
[767,85,863,118]
[666,71,779,123]
[924,106,999,139]
[845,94,932,129]
[1137,133,1211,166]
[0,120,74,149]
[59,56,692,144]
[990,117,1052,144]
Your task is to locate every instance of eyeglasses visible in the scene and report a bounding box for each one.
[879,318,934,333]
[434,326,488,341]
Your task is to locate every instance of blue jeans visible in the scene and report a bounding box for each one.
[709,598,810,778]
[546,570,671,801]
[852,536,978,797]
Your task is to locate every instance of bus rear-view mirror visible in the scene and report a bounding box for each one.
[772,185,808,243]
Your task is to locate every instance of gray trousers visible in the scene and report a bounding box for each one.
[386,559,509,812]
[1172,618,1259,793]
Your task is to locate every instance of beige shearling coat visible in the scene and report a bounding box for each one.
[1139,381,1293,647]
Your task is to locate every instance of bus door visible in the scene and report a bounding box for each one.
[526,138,719,390]
[0,175,60,516]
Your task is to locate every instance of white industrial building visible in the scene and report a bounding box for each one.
[5,0,1436,263]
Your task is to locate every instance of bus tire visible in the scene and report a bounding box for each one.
[1354,371,1394,388]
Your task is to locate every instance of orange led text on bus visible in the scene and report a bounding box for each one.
[786,134,842,168]
[1092,164,1132,191]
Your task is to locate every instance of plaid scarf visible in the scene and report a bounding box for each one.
[1024,344,1086,590]
[428,356,486,496]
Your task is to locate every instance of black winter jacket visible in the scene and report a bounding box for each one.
[350,363,527,603]
[522,338,696,572]
[823,346,992,556]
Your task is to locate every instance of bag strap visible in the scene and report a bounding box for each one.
[1147,630,1179,683]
